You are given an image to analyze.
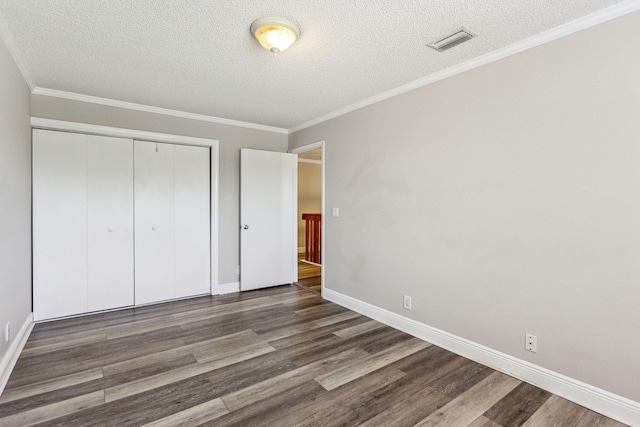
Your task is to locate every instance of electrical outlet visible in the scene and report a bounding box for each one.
[403,295,412,310]
[525,333,537,352]
[5,322,10,342]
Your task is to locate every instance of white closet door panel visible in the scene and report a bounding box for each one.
[174,145,211,298]
[135,141,175,304]
[33,129,88,320]
[87,135,134,312]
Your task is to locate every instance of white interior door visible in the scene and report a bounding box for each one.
[240,149,297,291]
[135,141,176,304]
[33,129,88,320]
[87,135,134,312]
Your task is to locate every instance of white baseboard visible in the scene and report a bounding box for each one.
[215,282,240,295]
[0,312,34,397]
[323,288,640,426]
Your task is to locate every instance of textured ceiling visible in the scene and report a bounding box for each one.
[0,0,631,130]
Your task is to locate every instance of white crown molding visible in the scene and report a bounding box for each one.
[289,0,640,134]
[31,117,221,147]
[323,288,640,426]
[32,87,289,135]
[0,12,35,91]
[0,313,34,397]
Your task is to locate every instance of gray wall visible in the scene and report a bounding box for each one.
[31,95,288,285]
[290,11,640,402]
[0,41,32,361]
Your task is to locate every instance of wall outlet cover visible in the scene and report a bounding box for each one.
[525,333,537,352]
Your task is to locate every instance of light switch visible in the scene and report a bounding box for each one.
[332,207,340,217]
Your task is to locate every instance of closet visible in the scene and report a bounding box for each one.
[32,128,211,321]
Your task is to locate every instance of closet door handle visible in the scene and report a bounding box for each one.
[108,228,113,232]
[152,226,157,231]
[243,225,249,230]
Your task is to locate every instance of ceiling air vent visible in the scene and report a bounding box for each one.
[428,28,476,52]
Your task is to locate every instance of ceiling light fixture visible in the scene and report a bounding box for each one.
[250,16,300,56]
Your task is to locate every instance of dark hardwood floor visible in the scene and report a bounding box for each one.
[297,256,321,294]
[0,285,626,426]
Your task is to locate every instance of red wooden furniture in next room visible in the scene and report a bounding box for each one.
[302,213,321,264]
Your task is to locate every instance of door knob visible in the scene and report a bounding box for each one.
[108,228,113,232]
[152,226,157,231]
[243,225,249,230]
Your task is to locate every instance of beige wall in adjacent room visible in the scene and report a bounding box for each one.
[297,161,322,249]
[290,11,640,403]
[31,95,288,286]
[0,41,32,364]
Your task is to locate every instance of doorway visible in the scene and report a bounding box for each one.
[291,142,324,295]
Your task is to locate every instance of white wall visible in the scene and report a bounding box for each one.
[0,40,32,372]
[290,11,640,404]
[31,95,288,286]
[297,161,322,249]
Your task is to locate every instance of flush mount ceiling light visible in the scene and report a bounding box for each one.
[428,27,477,52]
[250,16,300,56]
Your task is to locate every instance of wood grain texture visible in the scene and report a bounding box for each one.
[0,367,104,405]
[468,416,505,427]
[415,371,520,426]
[522,394,627,427]
[221,347,370,412]
[483,381,552,426]
[0,285,627,426]
[0,391,104,427]
[333,318,385,339]
[140,397,229,427]
[315,337,431,390]
[356,376,451,427]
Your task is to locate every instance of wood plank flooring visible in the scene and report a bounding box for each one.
[297,257,321,294]
[0,285,626,426]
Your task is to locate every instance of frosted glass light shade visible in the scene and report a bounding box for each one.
[251,17,300,54]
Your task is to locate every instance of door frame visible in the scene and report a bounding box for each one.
[289,140,325,294]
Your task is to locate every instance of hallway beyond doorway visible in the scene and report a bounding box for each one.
[297,254,321,294]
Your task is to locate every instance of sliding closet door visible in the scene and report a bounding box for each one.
[33,129,88,320]
[33,130,214,319]
[135,141,211,304]
[134,141,176,304]
[87,135,134,312]
[174,145,211,298]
